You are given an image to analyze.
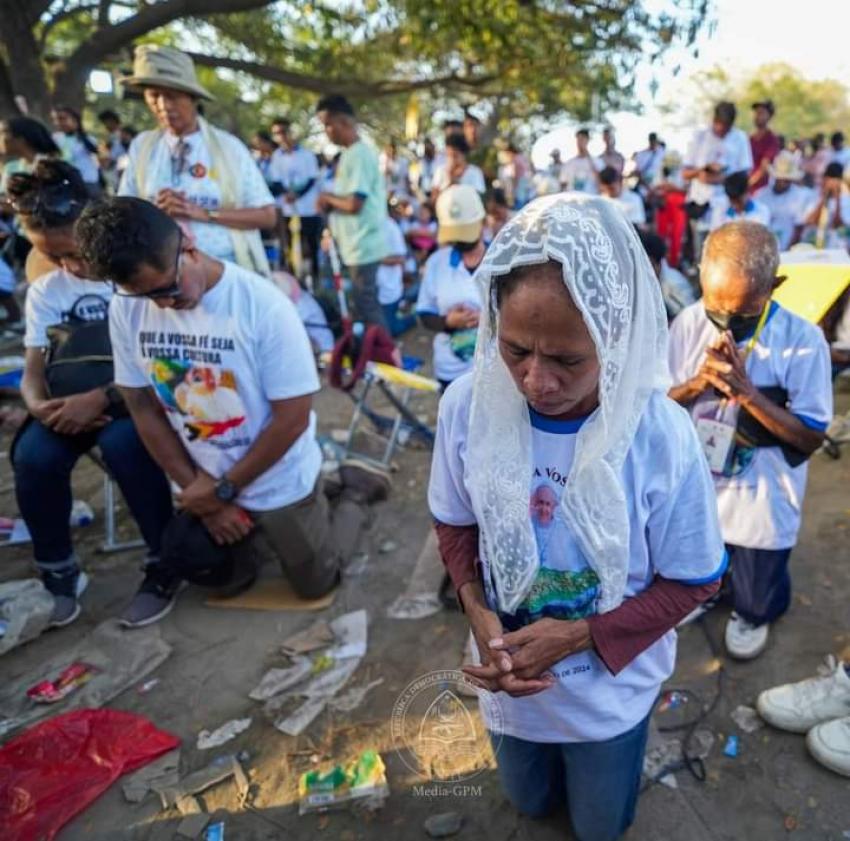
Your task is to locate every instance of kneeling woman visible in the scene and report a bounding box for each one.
[9,161,173,627]
[429,195,725,841]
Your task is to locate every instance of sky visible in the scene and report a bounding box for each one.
[531,0,850,168]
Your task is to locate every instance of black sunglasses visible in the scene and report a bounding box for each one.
[112,233,184,300]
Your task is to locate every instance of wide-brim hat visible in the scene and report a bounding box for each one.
[437,184,485,244]
[770,150,803,182]
[122,44,214,101]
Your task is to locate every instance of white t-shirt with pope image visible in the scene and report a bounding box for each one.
[109,261,321,511]
[429,374,726,743]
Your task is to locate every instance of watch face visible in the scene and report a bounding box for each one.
[216,480,237,502]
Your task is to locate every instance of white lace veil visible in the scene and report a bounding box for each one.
[466,193,670,614]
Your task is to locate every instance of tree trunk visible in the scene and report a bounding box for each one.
[0,1,52,119]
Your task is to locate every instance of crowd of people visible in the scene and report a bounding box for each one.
[1,42,850,841]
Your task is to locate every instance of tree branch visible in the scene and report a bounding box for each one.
[64,0,274,72]
[38,2,100,49]
[187,52,496,98]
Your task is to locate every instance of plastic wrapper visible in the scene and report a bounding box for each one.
[298,750,388,814]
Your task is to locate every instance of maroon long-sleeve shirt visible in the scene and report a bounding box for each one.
[434,520,721,676]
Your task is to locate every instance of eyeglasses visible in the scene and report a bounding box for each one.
[113,233,184,300]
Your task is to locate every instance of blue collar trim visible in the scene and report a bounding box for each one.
[529,407,590,433]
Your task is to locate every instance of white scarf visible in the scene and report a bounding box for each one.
[135,117,270,276]
[465,194,670,614]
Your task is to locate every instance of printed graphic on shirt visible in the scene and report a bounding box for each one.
[509,474,600,626]
[139,331,249,446]
[63,294,110,323]
[448,327,477,362]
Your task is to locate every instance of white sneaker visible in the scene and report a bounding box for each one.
[757,657,850,733]
[725,612,769,660]
[806,715,850,777]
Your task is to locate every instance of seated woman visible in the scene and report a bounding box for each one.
[9,161,173,628]
[429,195,725,841]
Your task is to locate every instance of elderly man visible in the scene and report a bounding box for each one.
[668,222,832,660]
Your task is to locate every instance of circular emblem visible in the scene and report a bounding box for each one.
[189,162,207,178]
[390,669,503,782]
[449,201,462,219]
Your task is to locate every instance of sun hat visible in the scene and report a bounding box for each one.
[122,45,214,101]
[436,184,485,244]
[770,150,804,182]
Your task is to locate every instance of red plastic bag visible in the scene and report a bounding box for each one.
[0,708,180,841]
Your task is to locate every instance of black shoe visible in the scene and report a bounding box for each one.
[120,569,182,629]
[339,458,391,504]
[216,554,258,599]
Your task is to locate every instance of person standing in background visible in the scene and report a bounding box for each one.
[269,118,322,277]
[633,133,665,193]
[0,117,60,194]
[599,127,625,174]
[379,141,410,196]
[431,134,486,199]
[415,137,438,200]
[316,94,390,329]
[119,45,276,275]
[682,101,753,262]
[51,106,102,198]
[748,100,780,192]
[559,129,602,194]
[830,131,850,171]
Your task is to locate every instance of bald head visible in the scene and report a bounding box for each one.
[700,222,779,315]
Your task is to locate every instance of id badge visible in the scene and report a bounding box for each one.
[695,417,736,474]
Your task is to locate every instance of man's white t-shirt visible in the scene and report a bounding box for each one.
[431,163,486,195]
[109,261,321,511]
[25,269,112,348]
[429,376,725,743]
[604,190,646,225]
[119,129,274,262]
[376,217,406,305]
[415,247,482,383]
[754,184,814,250]
[708,196,771,231]
[634,147,665,185]
[559,156,603,194]
[799,194,850,249]
[669,301,832,549]
[684,127,753,205]
[270,145,320,217]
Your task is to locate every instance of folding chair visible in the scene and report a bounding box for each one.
[87,452,146,554]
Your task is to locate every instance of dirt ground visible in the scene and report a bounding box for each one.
[2,327,850,841]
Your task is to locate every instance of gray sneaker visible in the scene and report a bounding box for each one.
[120,572,183,629]
[48,571,89,628]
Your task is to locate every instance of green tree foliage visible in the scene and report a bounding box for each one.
[663,62,850,140]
